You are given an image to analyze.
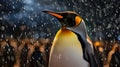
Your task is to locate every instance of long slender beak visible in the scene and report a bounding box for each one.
[42,10,63,19]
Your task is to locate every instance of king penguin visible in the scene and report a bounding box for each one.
[42,10,99,67]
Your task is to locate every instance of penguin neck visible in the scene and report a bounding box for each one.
[55,28,76,39]
[57,28,73,35]
[67,20,87,40]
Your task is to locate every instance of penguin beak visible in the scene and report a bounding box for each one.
[42,10,63,19]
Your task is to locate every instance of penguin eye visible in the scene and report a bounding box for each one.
[75,16,82,26]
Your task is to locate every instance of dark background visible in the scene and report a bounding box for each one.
[0,0,120,41]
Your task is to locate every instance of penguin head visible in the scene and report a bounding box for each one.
[42,10,82,27]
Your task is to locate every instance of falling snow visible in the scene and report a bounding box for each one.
[0,0,120,67]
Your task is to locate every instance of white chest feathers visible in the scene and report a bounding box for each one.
[49,29,89,67]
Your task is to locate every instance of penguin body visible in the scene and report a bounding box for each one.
[49,28,89,67]
[42,10,99,67]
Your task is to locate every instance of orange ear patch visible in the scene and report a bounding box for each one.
[75,16,82,26]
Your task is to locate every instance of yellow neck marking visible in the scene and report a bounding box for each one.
[52,28,83,54]
[55,28,76,38]
[53,28,79,45]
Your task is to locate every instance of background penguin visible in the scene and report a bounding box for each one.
[43,10,100,67]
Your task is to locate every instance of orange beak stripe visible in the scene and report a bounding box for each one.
[48,12,63,19]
